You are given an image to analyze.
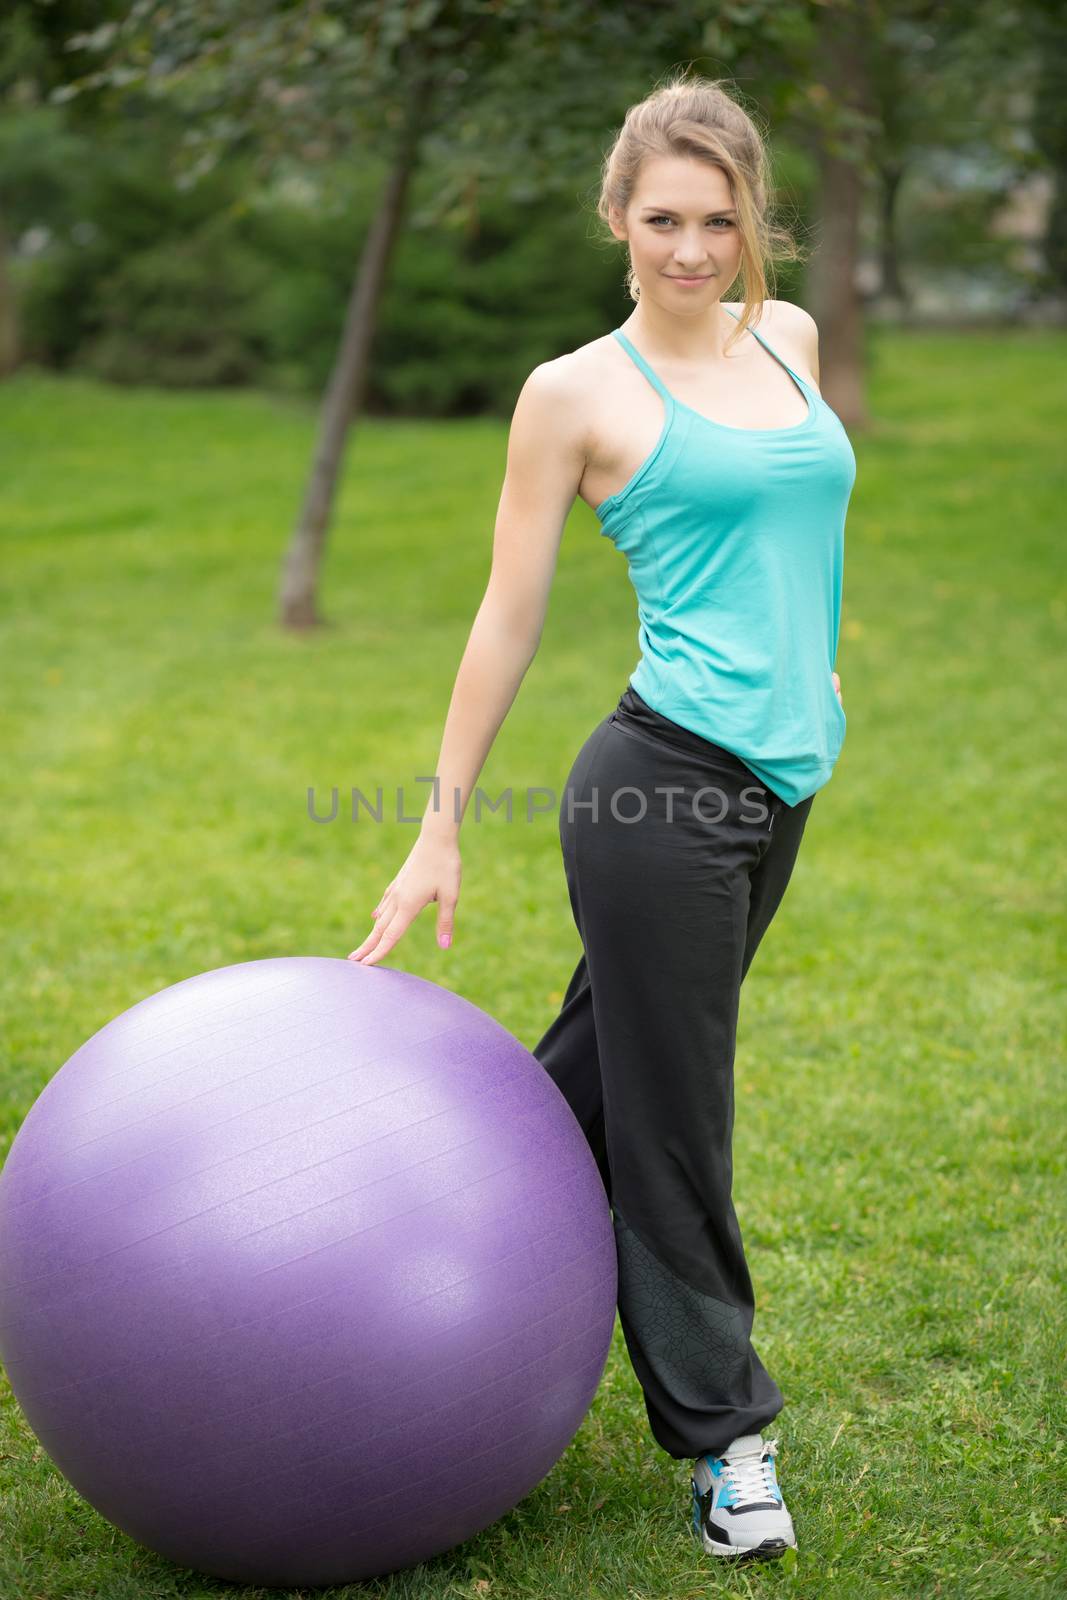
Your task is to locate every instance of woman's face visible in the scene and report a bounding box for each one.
[609,154,744,307]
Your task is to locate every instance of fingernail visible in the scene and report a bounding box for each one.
[439,934,451,948]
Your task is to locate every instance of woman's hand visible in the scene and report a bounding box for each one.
[348,832,462,968]
[832,671,843,708]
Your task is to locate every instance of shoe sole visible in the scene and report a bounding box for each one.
[696,1530,794,1561]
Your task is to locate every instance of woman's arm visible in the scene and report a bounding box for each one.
[350,356,589,966]
[422,357,589,836]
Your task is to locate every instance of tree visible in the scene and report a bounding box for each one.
[54,1,891,625]
[0,1,123,376]
[806,0,877,428]
[1027,0,1067,298]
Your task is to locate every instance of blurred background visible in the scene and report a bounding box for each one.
[2,4,1065,1597]
[4,0,1064,624]
[4,0,1065,391]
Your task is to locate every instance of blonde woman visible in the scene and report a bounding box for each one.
[351,73,856,1564]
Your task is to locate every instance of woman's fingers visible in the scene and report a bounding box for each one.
[348,918,388,963]
[352,907,408,967]
[349,890,413,966]
[369,883,395,921]
[349,893,395,961]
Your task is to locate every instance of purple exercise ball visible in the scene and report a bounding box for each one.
[0,956,617,1586]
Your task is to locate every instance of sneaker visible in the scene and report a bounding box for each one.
[690,1433,796,1561]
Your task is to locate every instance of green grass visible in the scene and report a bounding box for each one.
[1,328,1064,1599]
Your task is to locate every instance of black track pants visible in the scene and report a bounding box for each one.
[532,684,815,1460]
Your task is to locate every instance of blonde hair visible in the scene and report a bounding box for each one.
[596,70,804,350]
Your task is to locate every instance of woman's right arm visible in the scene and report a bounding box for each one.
[349,355,590,968]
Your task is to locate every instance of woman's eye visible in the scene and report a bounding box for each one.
[648,216,732,228]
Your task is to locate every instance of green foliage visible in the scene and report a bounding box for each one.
[2,0,1060,408]
[14,117,639,406]
[80,226,272,387]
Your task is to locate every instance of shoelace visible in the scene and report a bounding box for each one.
[719,1437,779,1506]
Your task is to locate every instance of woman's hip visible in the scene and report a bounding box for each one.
[559,688,780,846]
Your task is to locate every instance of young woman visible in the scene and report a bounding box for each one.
[350,73,857,1564]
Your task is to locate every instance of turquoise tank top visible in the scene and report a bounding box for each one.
[595,306,857,806]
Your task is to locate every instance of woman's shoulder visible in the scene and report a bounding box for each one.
[740,299,819,375]
[512,334,620,464]
[521,330,618,406]
[735,297,816,330]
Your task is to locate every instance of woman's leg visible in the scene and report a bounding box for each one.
[532,950,612,1200]
[532,715,616,1200]
[533,692,814,1460]
[741,794,814,983]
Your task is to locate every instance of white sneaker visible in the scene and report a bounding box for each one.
[690,1433,797,1560]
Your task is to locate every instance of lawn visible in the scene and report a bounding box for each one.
[1,328,1064,1599]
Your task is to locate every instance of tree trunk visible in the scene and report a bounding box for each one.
[0,214,19,378]
[277,84,428,630]
[877,160,908,308]
[805,0,876,431]
[1031,1,1067,299]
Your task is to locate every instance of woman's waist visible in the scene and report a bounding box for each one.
[617,668,845,771]
[612,684,760,778]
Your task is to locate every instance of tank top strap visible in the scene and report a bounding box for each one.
[722,304,806,387]
[611,329,675,404]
